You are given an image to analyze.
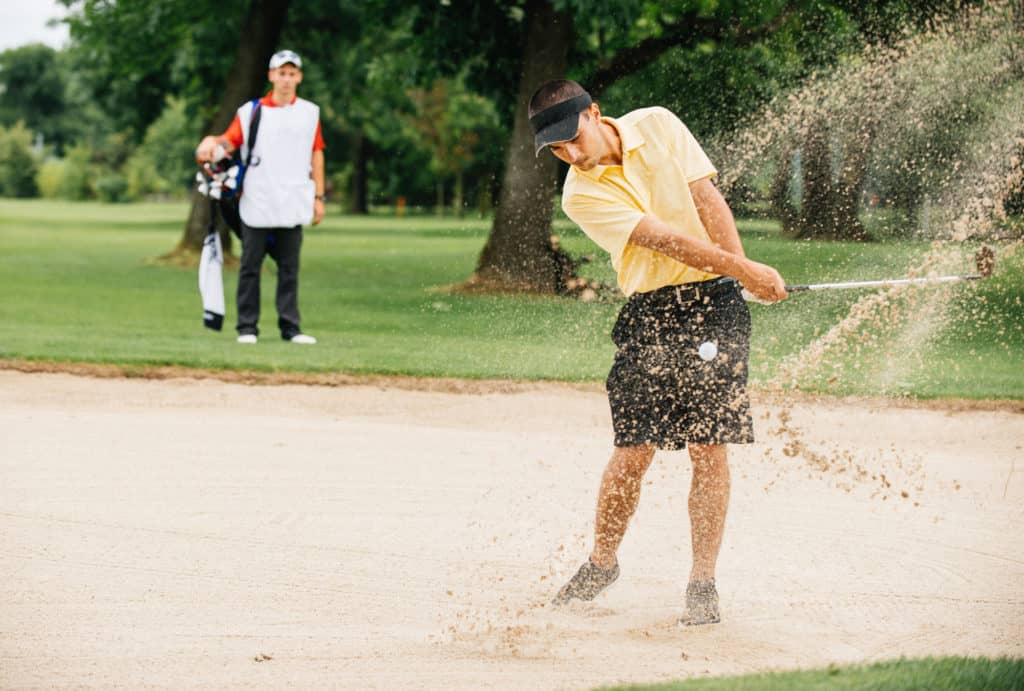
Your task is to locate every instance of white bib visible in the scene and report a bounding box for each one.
[237,98,319,228]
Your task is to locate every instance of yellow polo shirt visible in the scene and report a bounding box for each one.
[561,106,718,296]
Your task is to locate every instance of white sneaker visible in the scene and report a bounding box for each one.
[289,334,317,345]
[237,334,258,344]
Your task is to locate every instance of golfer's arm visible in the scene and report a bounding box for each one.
[628,215,753,283]
[690,176,744,257]
[312,150,325,197]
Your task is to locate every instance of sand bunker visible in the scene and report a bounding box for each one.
[1,370,1021,689]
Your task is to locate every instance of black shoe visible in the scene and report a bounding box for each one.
[552,559,620,606]
[677,579,720,626]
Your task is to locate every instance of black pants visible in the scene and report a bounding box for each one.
[237,223,303,339]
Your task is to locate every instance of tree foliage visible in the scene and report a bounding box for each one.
[713,1,1021,240]
[5,0,1016,271]
[0,45,70,152]
[125,97,201,198]
[58,0,246,136]
[0,122,39,198]
[402,74,501,215]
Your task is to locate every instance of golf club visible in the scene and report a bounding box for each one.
[744,246,994,302]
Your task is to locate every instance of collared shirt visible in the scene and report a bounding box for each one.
[221,92,325,153]
[561,106,717,296]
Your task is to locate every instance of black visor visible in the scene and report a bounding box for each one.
[530,93,592,156]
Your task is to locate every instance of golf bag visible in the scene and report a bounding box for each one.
[195,99,263,238]
[198,203,225,331]
[195,99,262,330]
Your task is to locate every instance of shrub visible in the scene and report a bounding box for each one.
[57,143,94,200]
[36,158,65,198]
[125,97,198,199]
[95,173,129,203]
[0,122,39,197]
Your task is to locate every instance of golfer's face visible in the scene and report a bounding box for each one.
[269,65,303,95]
[548,111,599,171]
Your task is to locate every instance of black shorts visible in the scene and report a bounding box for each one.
[606,277,754,450]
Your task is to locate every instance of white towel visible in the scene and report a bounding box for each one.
[199,231,225,330]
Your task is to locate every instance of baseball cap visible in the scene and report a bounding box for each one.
[529,91,592,156]
[269,50,302,70]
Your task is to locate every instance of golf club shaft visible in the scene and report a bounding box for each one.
[786,274,983,292]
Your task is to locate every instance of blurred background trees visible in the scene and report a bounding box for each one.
[1,0,1020,286]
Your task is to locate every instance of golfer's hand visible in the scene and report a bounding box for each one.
[741,261,788,303]
[312,198,325,225]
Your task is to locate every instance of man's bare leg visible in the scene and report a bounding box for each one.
[687,443,730,581]
[590,444,656,569]
[552,445,656,605]
[679,443,729,625]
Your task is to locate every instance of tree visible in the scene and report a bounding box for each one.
[469,0,572,292]
[403,75,501,217]
[461,0,987,287]
[124,97,201,199]
[0,45,69,153]
[733,1,1021,241]
[61,0,211,138]
[285,0,414,215]
[471,0,801,293]
[60,0,290,256]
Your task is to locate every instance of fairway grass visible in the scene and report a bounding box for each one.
[1,200,1021,399]
[605,656,1024,690]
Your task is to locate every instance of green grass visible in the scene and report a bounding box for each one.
[602,656,1024,690]
[1,199,1021,399]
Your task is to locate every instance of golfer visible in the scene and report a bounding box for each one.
[532,80,787,625]
[195,49,325,345]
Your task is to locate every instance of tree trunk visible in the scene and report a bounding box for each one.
[348,132,370,215]
[794,122,835,238]
[172,0,292,258]
[833,131,871,239]
[470,0,573,293]
[476,176,493,218]
[435,178,445,217]
[769,148,799,236]
[790,119,869,240]
[1010,0,1024,80]
[468,4,791,292]
[454,170,464,219]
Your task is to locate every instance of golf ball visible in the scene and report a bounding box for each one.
[698,341,718,361]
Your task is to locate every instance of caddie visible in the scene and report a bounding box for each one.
[196,49,325,345]
[531,79,788,625]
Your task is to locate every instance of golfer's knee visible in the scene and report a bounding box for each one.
[610,444,655,477]
[689,444,728,472]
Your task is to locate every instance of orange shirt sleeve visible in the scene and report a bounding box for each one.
[313,120,325,152]
[220,114,244,150]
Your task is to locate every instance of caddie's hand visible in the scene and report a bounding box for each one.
[740,260,788,303]
[312,198,325,225]
[195,136,222,163]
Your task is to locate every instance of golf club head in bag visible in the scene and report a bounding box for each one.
[195,146,245,237]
